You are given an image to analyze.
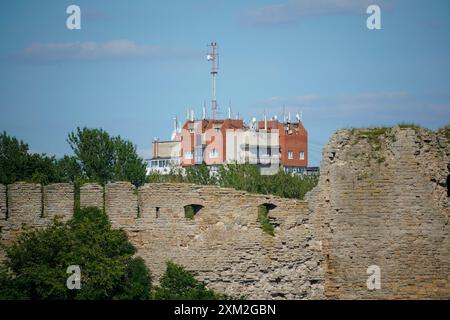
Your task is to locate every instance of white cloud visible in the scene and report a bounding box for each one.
[240,0,387,26]
[15,40,201,64]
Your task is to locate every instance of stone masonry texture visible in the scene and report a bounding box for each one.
[0,181,323,299]
[80,183,104,210]
[0,126,448,299]
[307,126,449,299]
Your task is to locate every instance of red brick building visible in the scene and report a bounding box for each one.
[150,116,308,175]
[257,120,308,172]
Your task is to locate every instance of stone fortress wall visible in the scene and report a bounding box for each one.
[308,126,449,299]
[0,126,449,299]
[0,181,324,299]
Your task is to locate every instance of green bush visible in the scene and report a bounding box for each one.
[68,127,146,187]
[257,205,274,236]
[218,163,318,200]
[1,129,146,187]
[398,122,421,130]
[0,207,152,300]
[0,131,63,185]
[0,207,234,300]
[147,167,184,183]
[152,261,226,300]
[186,164,216,185]
[148,163,318,201]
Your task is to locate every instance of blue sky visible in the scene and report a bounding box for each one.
[0,0,449,166]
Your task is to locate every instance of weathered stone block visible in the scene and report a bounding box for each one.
[80,183,103,210]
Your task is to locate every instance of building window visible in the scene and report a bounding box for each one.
[185,151,193,160]
[300,151,305,160]
[209,148,219,159]
[288,150,293,160]
[213,124,221,132]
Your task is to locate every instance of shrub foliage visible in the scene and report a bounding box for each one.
[148,163,319,200]
[0,207,151,300]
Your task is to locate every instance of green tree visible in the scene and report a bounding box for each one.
[0,207,152,300]
[149,162,318,201]
[67,128,115,184]
[185,164,215,185]
[111,137,147,187]
[0,131,29,184]
[217,163,263,193]
[217,163,318,200]
[56,155,83,183]
[26,153,60,185]
[0,131,62,185]
[67,127,146,186]
[257,204,274,236]
[153,261,225,300]
[147,167,184,183]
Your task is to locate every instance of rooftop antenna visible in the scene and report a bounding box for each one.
[264,109,267,130]
[300,110,303,122]
[171,116,178,140]
[207,42,219,119]
[228,100,232,119]
[202,102,206,120]
[173,116,178,131]
[282,104,286,123]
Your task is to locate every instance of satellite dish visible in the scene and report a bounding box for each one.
[252,117,257,123]
[207,54,212,60]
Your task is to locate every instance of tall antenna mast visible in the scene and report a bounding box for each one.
[207,42,219,119]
